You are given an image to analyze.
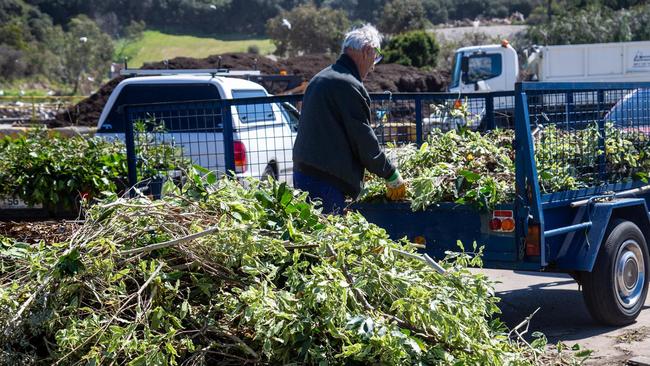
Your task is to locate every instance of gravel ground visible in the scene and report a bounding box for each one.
[476,268,650,365]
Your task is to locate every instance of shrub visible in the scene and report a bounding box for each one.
[0,130,128,209]
[383,30,440,68]
[247,44,260,54]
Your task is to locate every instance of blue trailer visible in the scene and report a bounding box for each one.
[355,82,650,326]
[121,81,650,325]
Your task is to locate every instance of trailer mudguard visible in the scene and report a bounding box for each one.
[554,198,650,271]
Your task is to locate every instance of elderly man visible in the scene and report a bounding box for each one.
[292,24,406,214]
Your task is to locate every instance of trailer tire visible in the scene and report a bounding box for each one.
[582,219,649,326]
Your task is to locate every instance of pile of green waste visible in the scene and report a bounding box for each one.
[1,169,542,365]
[0,126,188,209]
[360,123,650,211]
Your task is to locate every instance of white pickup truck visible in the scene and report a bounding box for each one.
[96,71,298,183]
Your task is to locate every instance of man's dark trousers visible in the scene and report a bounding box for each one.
[293,171,345,214]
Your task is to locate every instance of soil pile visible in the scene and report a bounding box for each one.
[54,53,449,127]
[52,77,125,128]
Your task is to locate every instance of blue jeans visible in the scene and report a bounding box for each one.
[293,171,345,214]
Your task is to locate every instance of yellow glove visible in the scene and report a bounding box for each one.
[385,170,406,201]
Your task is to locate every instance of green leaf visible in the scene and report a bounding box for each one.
[128,355,147,366]
[55,248,85,278]
[180,300,189,319]
[458,170,480,183]
[151,306,164,330]
[206,171,217,185]
[576,349,593,358]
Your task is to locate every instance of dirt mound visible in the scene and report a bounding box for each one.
[55,53,449,127]
[52,77,125,128]
[369,63,448,92]
[143,53,282,74]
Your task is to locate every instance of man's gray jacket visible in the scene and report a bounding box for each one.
[293,53,396,197]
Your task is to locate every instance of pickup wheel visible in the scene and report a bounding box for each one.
[261,163,278,181]
[582,219,649,326]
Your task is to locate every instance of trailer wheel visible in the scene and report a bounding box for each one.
[582,219,649,325]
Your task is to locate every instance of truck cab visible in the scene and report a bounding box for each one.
[448,42,519,94]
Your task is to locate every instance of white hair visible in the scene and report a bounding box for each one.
[341,24,382,53]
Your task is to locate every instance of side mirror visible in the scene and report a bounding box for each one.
[461,56,469,73]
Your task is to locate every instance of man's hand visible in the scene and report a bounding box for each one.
[385,171,406,201]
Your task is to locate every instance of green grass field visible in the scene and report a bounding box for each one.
[116,30,275,67]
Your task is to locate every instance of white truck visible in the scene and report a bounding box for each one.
[96,70,299,183]
[434,40,650,130]
[449,40,650,94]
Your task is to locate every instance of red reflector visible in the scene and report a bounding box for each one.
[489,218,502,231]
[525,224,541,256]
[501,217,515,232]
[493,210,513,218]
[234,141,247,173]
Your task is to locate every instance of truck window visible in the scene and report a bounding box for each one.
[100,84,222,133]
[464,54,502,84]
[280,102,300,132]
[232,89,275,123]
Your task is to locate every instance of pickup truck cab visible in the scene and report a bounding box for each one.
[96,74,297,182]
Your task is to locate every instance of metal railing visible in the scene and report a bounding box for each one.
[123,83,650,205]
[518,82,650,204]
[122,91,516,187]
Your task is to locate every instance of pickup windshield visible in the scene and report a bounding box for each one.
[464,54,502,84]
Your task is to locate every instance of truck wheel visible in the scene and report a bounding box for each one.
[582,219,649,326]
[261,163,278,181]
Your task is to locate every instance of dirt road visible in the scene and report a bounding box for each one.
[479,269,650,365]
[432,25,527,41]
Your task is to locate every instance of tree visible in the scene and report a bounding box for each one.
[378,0,429,34]
[522,4,650,45]
[0,21,29,50]
[266,4,350,56]
[56,15,114,94]
[113,20,146,63]
[383,30,440,68]
[421,0,450,25]
[0,45,27,81]
[630,4,650,41]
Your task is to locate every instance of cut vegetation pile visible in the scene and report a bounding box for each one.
[1,173,538,365]
[0,130,129,210]
[360,123,650,211]
[55,53,448,127]
[0,127,188,211]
